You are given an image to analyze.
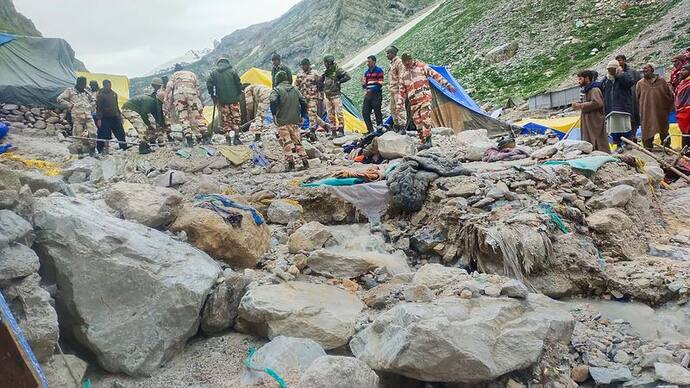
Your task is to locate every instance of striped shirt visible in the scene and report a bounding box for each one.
[363,66,384,93]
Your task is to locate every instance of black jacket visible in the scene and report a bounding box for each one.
[601,72,635,115]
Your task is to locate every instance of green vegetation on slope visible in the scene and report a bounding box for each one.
[344,0,680,106]
[0,0,41,36]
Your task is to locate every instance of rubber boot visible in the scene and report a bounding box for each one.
[233,134,243,145]
[225,135,233,145]
[138,142,153,155]
[337,126,345,137]
[254,133,261,143]
[301,159,310,170]
[418,137,433,151]
[285,161,295,172]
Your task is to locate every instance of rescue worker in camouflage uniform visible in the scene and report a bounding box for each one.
[270,71,309,172]
[122,95,165,154]
[295,58,323,138]
[386,46,408,133]
[321,55,351,138]
[271,53,293,87]
[164,63,206,146]
[207,57,243,145]
[57,76,97,154]
[399,53,455,150]
[243,83,272,142]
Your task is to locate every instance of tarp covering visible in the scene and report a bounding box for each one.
[239,67,368,134]
[427,65,513,137]
[0,35,77,108]
[0,33,15,47]
[76,72,130,107]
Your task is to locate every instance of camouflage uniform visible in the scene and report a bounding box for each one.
[295,68,322,129]
[244,84,272,131]
[155,88,170,135]
[278,124,308,163]
[122,109,158,142]
[219,103,241,134]
[164,70,206,138]
[388,56,408,126]
[57,87,96,150]
[399,60,451,143]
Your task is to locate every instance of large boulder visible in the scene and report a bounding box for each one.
[457,129,496,161]
[587,185,636,209]
[485,42,519,63]
[61,157,98,183]
[587,208,633,233]
[299,356,380,388]
[267,199,303,225]
[412,263,469,290]
[32,196,221,376]
[3,274,59,362]
[170,205,270,269]
[238,282,365,349]
[0,209,33,246]
[15,169,72,196]
[0,243,40,282]
[350,294,574,383]
[288,222,336,254]
[200,271,251,335]
[104,182,183,228]
[307,249,410,278]
[241,336,326,386]
[654,363,690,386]
[376,131,416,160]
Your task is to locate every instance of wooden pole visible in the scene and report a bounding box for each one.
[621,137,690,183]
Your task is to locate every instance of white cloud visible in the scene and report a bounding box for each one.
[13,0,301,77]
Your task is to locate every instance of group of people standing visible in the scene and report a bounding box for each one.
[575,51,690,154]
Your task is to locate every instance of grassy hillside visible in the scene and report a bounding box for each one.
[0,0,41,36]
[343,0,682,106]
[131,0,429,96]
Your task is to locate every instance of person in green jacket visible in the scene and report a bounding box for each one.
[207,57,243,145]
[271,53,292,87]
[270,71,309,172]
[122,95,165,154]
[321,54,351,138]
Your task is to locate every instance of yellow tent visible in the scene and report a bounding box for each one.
[237,67,368,134]
[76,72,129,106]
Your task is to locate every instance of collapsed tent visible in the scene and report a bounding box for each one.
[0,33,78,108]
[76,72,130,107]
[237,67,368,134]
[428,65,514,137]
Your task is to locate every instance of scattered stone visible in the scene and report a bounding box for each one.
[238,281,364,349]
[485,42,519,63]
[299,356,380,388]
[241,336,326,386]
[588,185,636,209]
[351,294,574,383]
[447,182,480,197]
[287,221,336,254]
[200,272,252,335]
[500,279,529,299]
[33,196,221,376]
[589,366,633,385]
[587,208,633,233]
[44,354,89,388]
[531,145,558,159]
[410,227,444,254]
[15,170,72,196]
[170,205,271,269]
[307,249,410,278]
[267,199,303,225]
[412,263,468,290]
[457,129,496,161]
[403,284,433,302]
[0,209,33,246]
[0,243,40,282]
[614,350,632,364]
[654,363,690,386]
[153,170,188,187]
[105,182,183,228]
[571,364,590,383]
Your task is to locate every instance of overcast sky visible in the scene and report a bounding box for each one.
[13,0,301,77]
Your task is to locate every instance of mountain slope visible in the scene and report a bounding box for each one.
[344,0,686,106]
[130,0,429,95]
[0,0,41,36]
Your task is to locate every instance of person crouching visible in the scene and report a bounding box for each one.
[270,71,309,172]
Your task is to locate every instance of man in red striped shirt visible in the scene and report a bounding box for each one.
[362,55,385,132]
[399,53,455,150]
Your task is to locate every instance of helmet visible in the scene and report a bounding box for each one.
[151,78,163,87]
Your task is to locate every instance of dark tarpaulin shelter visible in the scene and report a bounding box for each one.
[428,65,515,137]
[0,33,77,108]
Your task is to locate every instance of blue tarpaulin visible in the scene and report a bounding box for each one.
[0,33,15,47]
[428,65,485,116]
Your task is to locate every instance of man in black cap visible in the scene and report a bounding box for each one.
[271,53,292,87]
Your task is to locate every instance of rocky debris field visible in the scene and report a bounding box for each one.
[1,111,689,388]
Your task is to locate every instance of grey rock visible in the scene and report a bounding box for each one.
[403,284,433,302]
[0,164,22,192]
[61,156,98,182]
[588,185,636,209]
[613,174,649,191]
[351,294,574,383]
[0,209,33,246]
[33,120,46,129]
[3,103,19,111]
[200,272,251,335]
[288,221,336,254]
[654,363,690,385]
[32,196,221,376]
[485,42,519,63]
[587,208,633,233]
[44,354,89,388]
[531,145,558,159]
[241,336,326,386]
[153,170,188,187]
[15,170,72,196]
[238,281,364,349]
[267,199,303,225]
[412,263,468,290]
[104,182,183,228]
[589,366,633,385]
[299,356,379,388]
[500,279,529,299]
[646,166,665,184]
[0,243,40,281]
[67,171,88,184]
[0,189,19,209]
[410,227,444,254]
[3,274,59,362]
[376,131,416,159]
[307,249,410,279]
[487,181,510,199]
[447,182,480,197]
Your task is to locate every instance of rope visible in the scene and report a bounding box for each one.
[244,348,287,388]
[56,343,80,388]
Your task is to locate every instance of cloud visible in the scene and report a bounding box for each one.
[13,0,301,76]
